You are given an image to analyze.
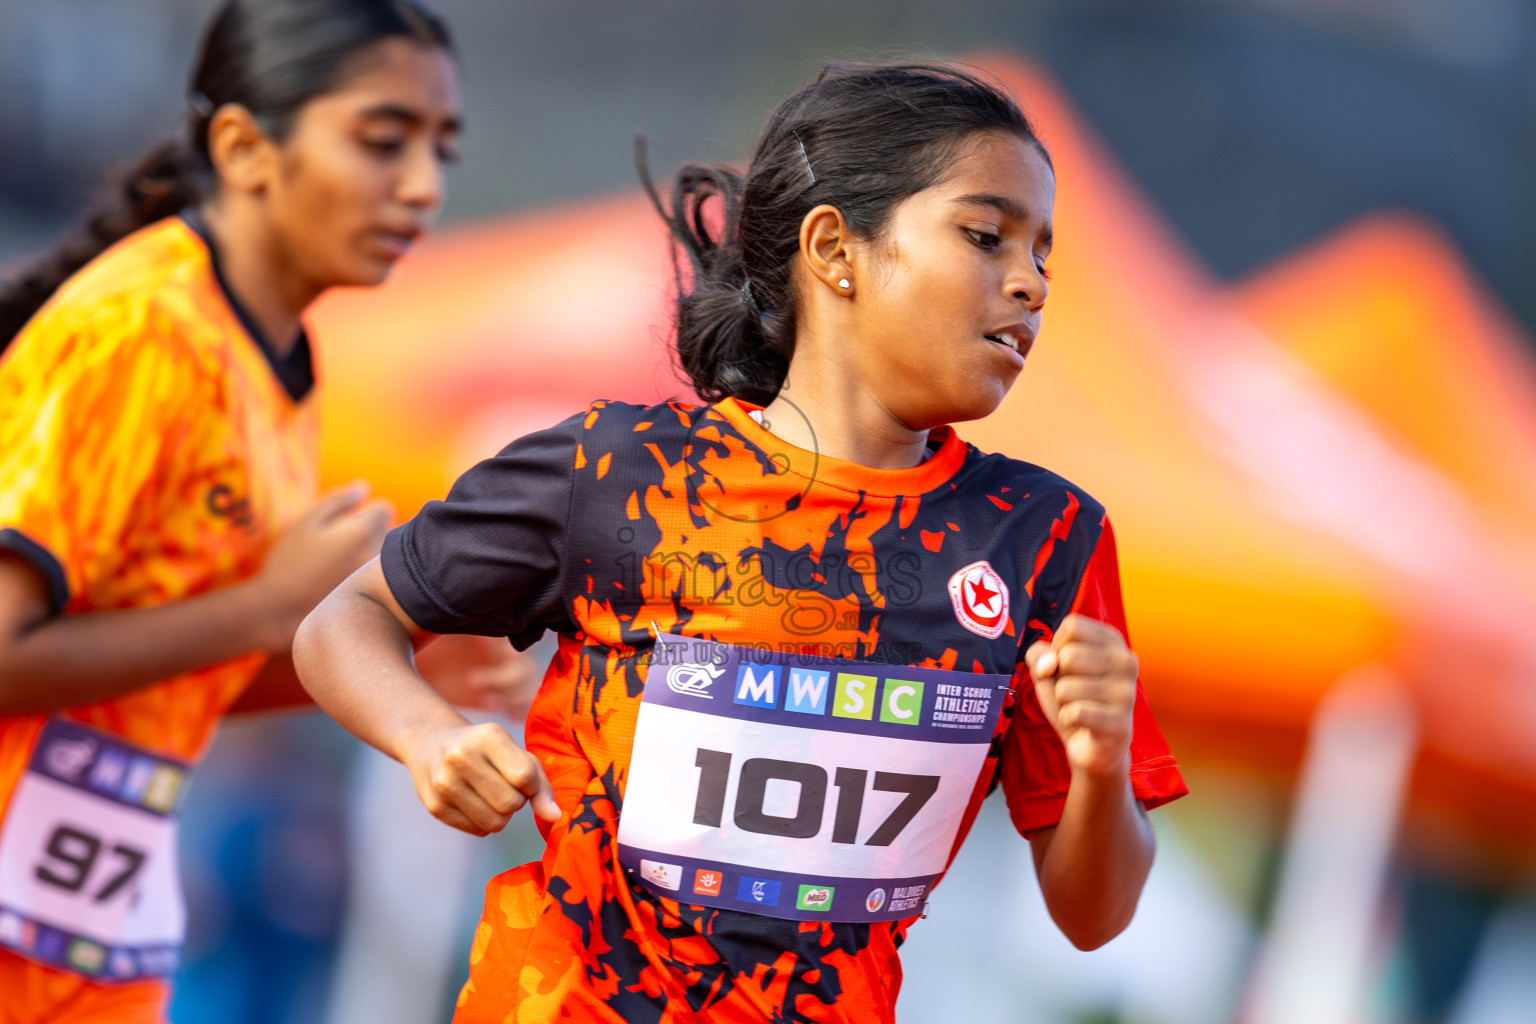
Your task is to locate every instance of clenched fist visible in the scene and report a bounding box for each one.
[1024,614,1137,778]
[399,720,562,836]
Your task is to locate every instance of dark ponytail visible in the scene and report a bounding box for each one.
[641,62,1047,406]
[0,144,200,348]
[0,0,452,349]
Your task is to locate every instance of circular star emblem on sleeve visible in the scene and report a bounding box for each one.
[947,560,1010,639]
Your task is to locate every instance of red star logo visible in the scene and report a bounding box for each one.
[950,561,1009,638]
[967,575,998,612]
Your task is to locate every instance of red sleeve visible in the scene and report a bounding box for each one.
[997,516,1188,835]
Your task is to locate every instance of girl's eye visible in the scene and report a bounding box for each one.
[965,228,1002,252]
[435,142,461,166]
[1037,261,1053,282]
[361,137,405,157]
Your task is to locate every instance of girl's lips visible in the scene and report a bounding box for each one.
[372,228,421,259]
[983,330,1034,360]
[982,333,1028,368]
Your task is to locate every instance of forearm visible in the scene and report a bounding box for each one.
[292,583,466,763]
[1032,760,1155,950]
[0,579,280,715]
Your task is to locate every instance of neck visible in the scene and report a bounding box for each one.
[759,338,931,471]
[199,198,319,357]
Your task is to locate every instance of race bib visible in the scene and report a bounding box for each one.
[0,720,188,982]
[617,634,1009,922]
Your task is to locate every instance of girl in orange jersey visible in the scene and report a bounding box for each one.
[0,1,460,1019]
[298,63,1187,1023]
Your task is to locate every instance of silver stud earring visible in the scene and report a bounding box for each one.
[838,278,850,290]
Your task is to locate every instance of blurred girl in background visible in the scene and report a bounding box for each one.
[0,1,459,1019]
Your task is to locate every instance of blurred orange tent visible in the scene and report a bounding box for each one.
[308,56,1536,850]
[1231,214,1536,851]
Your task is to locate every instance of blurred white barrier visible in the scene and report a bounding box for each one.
[899,796,1250,1024]
[1245,667,1418,1024]
[322,741,483,1024]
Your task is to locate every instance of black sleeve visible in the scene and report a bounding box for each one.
[380,413,582,648]
[0,528,70,617]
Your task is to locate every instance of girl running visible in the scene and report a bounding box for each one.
[297,62,1188,1023]
[0,1,458,1019]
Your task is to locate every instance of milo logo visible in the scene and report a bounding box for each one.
[796,884,835,912]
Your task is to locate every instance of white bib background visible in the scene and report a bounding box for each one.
[617,634,1009,922]
[0,720,187,981]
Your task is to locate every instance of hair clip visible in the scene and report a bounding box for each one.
[791,129,817,185]
[739,278,762,313]
[188,92,215,119]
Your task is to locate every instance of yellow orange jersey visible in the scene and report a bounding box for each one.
[382,397,1186,1023]
[0,213,319,1008]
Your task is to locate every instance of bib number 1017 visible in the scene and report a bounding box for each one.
[692,748,939,845]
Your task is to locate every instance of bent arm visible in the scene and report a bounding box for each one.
[0,552,283,715]
[292,557,463,760]
[1020,612,1161,949]
[1027,766,1154,950]
[0,486,388,716]
[293,557,560,835]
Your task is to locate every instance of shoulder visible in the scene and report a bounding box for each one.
[946,447,1112,626]
[564,398,703,468]
[9,218,214,386]
[44,218,208,329]
[574,398,703,442]
[953,446,1108,535]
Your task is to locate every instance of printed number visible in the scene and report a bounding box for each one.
[34,825,148,903]
[34,826,98,893]
[692,749,938,846]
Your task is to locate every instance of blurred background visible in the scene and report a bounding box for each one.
[2,1,1535,1022]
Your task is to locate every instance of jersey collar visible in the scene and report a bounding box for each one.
[714,396,968,497]
[177,208,316,404]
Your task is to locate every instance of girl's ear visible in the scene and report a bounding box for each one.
[206,104,278,196]
[799,204,857,297]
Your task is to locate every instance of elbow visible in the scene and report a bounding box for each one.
[1064,921,1127,952]
[1048,894,1141,951]
[290,601,329,692]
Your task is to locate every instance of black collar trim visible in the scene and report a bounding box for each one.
[178,208,316,404]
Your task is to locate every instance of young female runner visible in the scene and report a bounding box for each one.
[297,62,1188,1022]
[0,1,459,1018]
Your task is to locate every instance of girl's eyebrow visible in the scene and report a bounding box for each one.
[952,192,1054,248]
[358,102,462,135]
[952,192,1028,221]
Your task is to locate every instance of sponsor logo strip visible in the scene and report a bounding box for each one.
[27,721,189,818]
[0,904,178,982]
[617,843,935,923]
[646,634,1008,744]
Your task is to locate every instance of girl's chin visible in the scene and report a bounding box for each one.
[922,381,1013,426]
[334,255,398,290]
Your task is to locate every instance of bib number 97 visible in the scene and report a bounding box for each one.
[34,824,148,904]
[692,748,939,845]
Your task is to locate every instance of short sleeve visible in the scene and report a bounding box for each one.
[0,311,201,616]
[997,516,1188,835]
[380,414,583,647]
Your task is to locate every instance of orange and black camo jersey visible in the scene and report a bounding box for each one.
[0,213,318,1012]
[382,396,1187,1023]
